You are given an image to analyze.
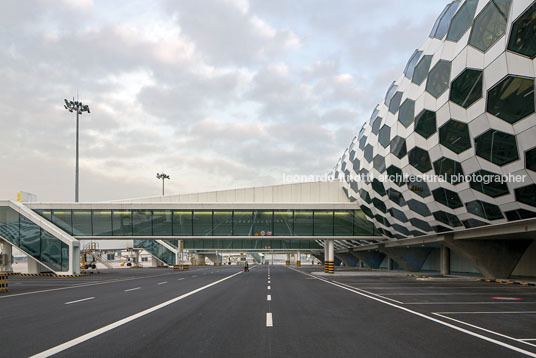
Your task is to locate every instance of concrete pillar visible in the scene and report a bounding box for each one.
[27,257,48,274]
[135,250,140,267]
[387,255,391,271]
[324,240,334,274]
[296,251,301,267]
[440,245,450,276]
[71,244,80,275]
[0,241,13,272]
[350,250,385,269]
[285,253,290,266]
[380,247,432,273]
[197,254,206,266]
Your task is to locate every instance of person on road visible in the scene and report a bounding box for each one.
[244,261,249,272]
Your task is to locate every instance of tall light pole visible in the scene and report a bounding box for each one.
[156,172,170,196]
[64,97,90,202]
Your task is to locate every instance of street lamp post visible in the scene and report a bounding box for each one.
[64,97,90,203]
[156,172,170,196]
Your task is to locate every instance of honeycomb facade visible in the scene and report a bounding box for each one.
[333,0,536,240]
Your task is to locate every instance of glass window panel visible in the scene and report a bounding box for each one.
[40,230,62,271]
[233,211,253,236]
[93,210,112,236]
[20,216,41,257]
[253,211,273,236]
[450,69,483,108]
[294,210,313,236]
[469,0,512,52]
[475,129,519,166]
[447,0,478,41]
[412,55,432,85]
[433,1,460,39]
[132,210,152,236]
[35,209,52,220]
[273,210,293,236]
[213,211,233,236]
[487,76,535,123]
[354,210,373,235]
[507,2,536,58]
[72,210,92,236]
[425,60,451,98]
[153,210,172,236]
[404,50,422,79]
[0,206,20,246]
[61,242,69,271]
[193,210,213,236]
[51,210,73,235]
[112,210,132,236]
[173,211,193,235]
[334,211,353,236]
[314,210,333,236]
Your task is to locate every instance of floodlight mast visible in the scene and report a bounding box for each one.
[156,172,170,196]
[64,97,90,202]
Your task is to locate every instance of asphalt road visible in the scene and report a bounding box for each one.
[1,265,535,357]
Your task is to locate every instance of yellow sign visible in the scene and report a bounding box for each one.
[16,192,21,202]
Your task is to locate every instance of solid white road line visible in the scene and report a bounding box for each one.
[522,339,536,341]
[267,286,271,290]
[157,282,168,285]
[289,267,536,358]
[267,295,271,301]
[436,311,536,314]
[407,302,535,305]
[65,297,95,305]
[266,313,273,327]
[124,287,141,292]
[177,278,185,281]
[31,271,242,358]
[268,280,271,284]
[333,280,404,305]
[192,275,197,278]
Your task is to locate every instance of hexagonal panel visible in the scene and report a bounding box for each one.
[414,110,437,139]
[439,120,471,154]
[373,154,386,173]
[504,208,536,221]
[359,135,367,149]
[388,91,403,114]
[430,1,460,39]
[372,178,386,196]
[364,144,374,163]
[465,200,504,220]
[404,50,422,79]
[462,218,489,228]
[360,205,374,218]
[371,116,383,134]
[469,0,512,52]
[433,157,464,184]
[432,187,463,209]
[374,214,391,227]
[359,189,372,204]
[426,60,451,98]
[412,55,432,85]
[398,99,415,128]
[515,184,536,207]
[410,218,433,232]
[469,169,509,197]
[390,136,407,159]
[507,2,536,58]
[434,225,453,233]
[392,223,410,236]
[527,147,536,172]
[487,76,535,124]
[407,199,431,217]
[475,129,519,166]
[378,125,391,148]
[387,188,406,207]
[387,165,404,187]
[408,147,432,173]
[407,176,431,198]
[450,69,483,108]
[352,158,360,172]
[433,210,462,227]
[446,0,479,42]
[372,198,387,213]
[389,207,408,222]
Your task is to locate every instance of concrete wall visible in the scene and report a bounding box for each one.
[511,240,536,277]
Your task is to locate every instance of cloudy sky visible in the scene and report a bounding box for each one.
[0,0,447,202]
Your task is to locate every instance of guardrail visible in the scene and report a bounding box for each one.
[0,273,8,292]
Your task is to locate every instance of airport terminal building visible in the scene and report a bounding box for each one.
[1,0,535,279]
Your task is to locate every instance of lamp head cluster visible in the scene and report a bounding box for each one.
[156,173,170,180]
[64,98,90,114]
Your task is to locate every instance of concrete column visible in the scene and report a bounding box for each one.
[296,251,301,267]
[27,257,47,274]
[380,247,432,273]
[324,240,334,274]
[285,253,290,266]
[197,254,206,266]
[71,244,80,275]
[135,250,140,267]
[387,255,391,271]
[440,245,450,276]
[0,241,13,272]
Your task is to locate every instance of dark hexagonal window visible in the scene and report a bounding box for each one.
[371,116,382,134]
[475,129,519,166]
[487,76,535,124]
[389,207,408,223]
[378,125,391,148]
[360,168,370,184]
[439,120,471,154]
[515,184,536,207]
[462,218,489,228]
[407,199,431,217]
[398,99,415,128]
[447,0,479,42]
[404,50,422,79]
[410,218,433,232]
[430,1,460,39]
[341,161,347,172]
[392,223,410,236]
[387,188,406,207]
[352,158,360,172]
[469,0,512,52]
[350,180,358,193]
[426,60,451,98]
[411,230,426,237]
[469,169,509,197]
[360,205,374,218]
[505,208,536,221]
[364,144,374,163]
[407,176,431,198]
[384,82,398,106]
[372,178,386,196]
[507,2,536,58]
[432,187,463,209]
[359,189,372,204]
[450,69,483,108]
[466,200,504,220]
[386,165,404,187]
[372,198,387,213]
[408,147,432,173]
[359,135,367,150]
[433,157,464,184]
[388,91,403,114]
[433,210,462,227]
[527,147,536,172]
[414,110,436,139]
[389,136,406,159]
[412,55,432,85]
[373,155,386,173]
[374,214,391,227]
